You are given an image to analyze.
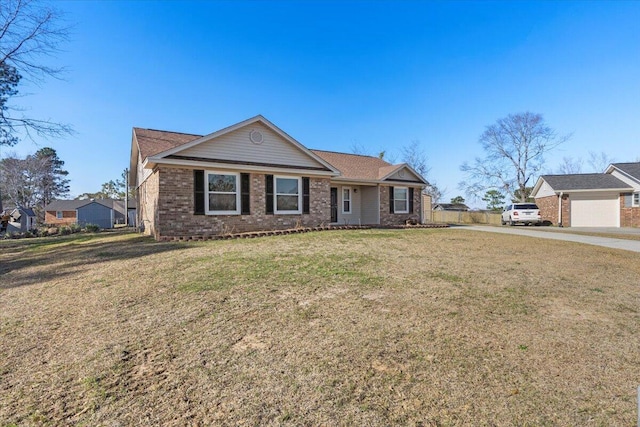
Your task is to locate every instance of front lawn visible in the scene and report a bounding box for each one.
[1,229,638,425]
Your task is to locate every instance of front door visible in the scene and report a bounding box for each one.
[330,187,338,223]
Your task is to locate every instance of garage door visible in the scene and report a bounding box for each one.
[570,193,619,227]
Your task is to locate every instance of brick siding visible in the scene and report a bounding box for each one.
[379,185,422,226]
[147,167,331,239]
[620,195,640,227]
[139,167,424,239]
[44,210,77,226]
[535,194,570,226]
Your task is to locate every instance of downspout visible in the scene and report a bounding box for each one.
[558,192,563,227]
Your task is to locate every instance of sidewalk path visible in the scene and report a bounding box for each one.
[453,225,640,253]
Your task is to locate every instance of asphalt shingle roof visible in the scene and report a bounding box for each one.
[134,128,201,161]
[612,162,640,181]
[133,127,424,184]
[310,150,392,180]
[541,174,632,191]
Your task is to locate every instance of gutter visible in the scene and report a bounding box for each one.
[558,192,563,227]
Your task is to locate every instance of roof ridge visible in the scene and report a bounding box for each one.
[311,148,390,161]
[136,127,203,137]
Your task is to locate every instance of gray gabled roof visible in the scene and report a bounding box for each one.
[540,174,632,191]
[45,199,119,211]
[611,162,640,181]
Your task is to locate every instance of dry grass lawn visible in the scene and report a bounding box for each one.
[1,229,639,426]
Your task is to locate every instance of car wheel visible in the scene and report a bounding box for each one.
[501,219,506,225]
[509,218,515,226]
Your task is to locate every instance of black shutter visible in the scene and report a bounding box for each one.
[389,186,395,213]
[265,174,274,214]
[194,170,205,215]
[241,173,250,215]
[302,177,310,214]
[409,187,414,213]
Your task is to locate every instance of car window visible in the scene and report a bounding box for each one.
[515,204,539,209]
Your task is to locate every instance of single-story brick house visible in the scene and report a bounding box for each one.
[44,199,136,229]
[129,115,428,240]
[531,162,640,227]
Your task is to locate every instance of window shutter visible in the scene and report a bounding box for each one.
[624,193,632,208]
[409,187,414,213]
[302,177,310,214]
[265,174,274,214]
[194,170,205,215]
[241,173,250,215]
[389,186,395,213]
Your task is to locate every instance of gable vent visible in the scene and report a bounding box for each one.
[249,130,264,144]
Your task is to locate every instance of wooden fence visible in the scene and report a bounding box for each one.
[428,210,502,225]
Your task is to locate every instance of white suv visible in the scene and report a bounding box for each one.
[501,203,542,226]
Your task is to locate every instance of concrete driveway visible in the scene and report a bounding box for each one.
[453,225,640,253]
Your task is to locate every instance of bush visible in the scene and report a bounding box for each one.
[59,226,71,235]
[85,224,101,233]
[69,223,82,233]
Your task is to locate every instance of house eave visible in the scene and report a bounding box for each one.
[550,187,632,194]
[146,157,338,177]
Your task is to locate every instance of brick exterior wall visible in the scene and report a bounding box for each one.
[138,167,425,239]
[44,210,77,226]
[620,195,640,227]
[379,185,422,226]
[138,169,160,239]
[535,195,558,225]
[149,167,331,239]
[535,194,570,226]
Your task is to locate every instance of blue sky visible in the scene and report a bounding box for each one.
[6,0,640,205]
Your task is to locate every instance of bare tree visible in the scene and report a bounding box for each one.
[459,112,570,202]
[556,156,583,174]
[0,0,72,146]
[423,181,443,203]
[401,139,430,178]
[587,151,615,172]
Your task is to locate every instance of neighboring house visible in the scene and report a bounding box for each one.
[433,203,470,211]
[531,162,640,227]
[44,199,136,229]
[11,207,37,232]
[129,115,428,240]
[1,207,37,233]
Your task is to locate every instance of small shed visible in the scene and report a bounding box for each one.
[77,201,114,229]
[9,207,37,232]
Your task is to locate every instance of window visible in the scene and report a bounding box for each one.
[56,211,63,219]
[634,192,640,207]
[275,176,301,214]
[342,187,351,214]
[394,187,408,213]
[206,171,240,214]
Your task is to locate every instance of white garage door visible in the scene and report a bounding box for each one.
[570,193,619,227]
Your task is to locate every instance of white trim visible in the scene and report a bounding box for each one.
[144,157,335,177]
[393,186,409,214]
[342,186,352,214]
[633,192,640,207]
[205,171,241,215]
[274,175,302,215]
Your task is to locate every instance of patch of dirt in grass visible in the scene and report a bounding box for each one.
[1,229,639,425]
